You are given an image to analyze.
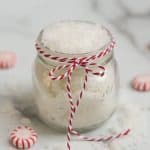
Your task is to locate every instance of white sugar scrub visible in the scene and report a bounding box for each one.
[39,21,111,54]
[33,21,118,131]
[33,60,117,130]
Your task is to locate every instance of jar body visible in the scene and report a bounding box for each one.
[32,55,119,132]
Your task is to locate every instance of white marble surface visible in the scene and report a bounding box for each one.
[0,0,150,150]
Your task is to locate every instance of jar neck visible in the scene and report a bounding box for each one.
[37,51,113,68]
[36,24,114,67]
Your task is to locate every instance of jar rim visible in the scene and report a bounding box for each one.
[36,21,114,59]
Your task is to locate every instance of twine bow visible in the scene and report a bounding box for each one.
[35,40,130,150]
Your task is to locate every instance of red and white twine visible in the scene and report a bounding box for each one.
[35,38,130,150]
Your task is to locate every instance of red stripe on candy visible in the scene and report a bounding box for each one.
[22,139,24,149]
[26,139,30,149]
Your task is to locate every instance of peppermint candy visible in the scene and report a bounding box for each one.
[0,51,16,69]
[9,126,37,149]
[132,74,150,91]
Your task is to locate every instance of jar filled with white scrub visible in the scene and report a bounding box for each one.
[32,21,119,132]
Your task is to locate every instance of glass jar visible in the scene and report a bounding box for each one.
[32,21,118,132]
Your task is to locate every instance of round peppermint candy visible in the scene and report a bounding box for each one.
[9,126,37,149]
[132,74,150,91]
[0,51,16,69]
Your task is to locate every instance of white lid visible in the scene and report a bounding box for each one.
[38,21,111,55]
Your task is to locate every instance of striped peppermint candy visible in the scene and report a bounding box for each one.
[9,126,37,149]
[0,51,16,69]
[132,74,150,91]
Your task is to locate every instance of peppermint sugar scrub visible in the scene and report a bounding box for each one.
[40,21,110,54]
[33,21,118,131]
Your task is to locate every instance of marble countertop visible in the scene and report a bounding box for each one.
[0,0,150,149]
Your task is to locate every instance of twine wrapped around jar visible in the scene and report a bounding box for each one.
[35,37,130,150]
